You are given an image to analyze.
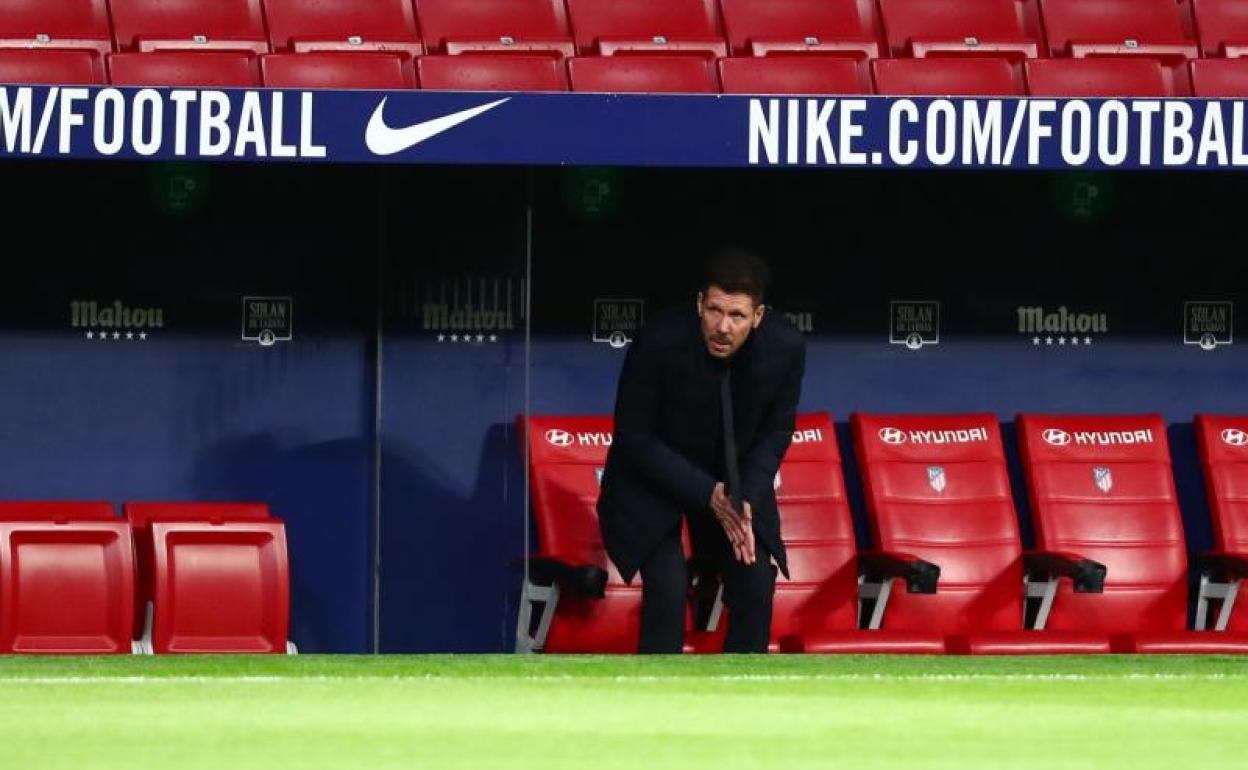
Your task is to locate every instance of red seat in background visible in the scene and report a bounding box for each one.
[0,0,113,57]
[418,54,568,91]
[0,501,134,654]
[264,0,424,57]
[108,0,268,54]
[565,0,727,58]
[414,0,575,58]
[568,55,720,93]
[1018,414,1248,653]
[108,51,261,87]
[852,414,1110,654]
[124,502,290,654]
[262,52,416,89]
[719,0,882,58]
[1194,415,1248,633]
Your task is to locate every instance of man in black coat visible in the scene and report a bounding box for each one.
[597,249,806,653]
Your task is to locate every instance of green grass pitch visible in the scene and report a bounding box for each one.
[1,654,1246,769]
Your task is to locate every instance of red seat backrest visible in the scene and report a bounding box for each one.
[415,0,572,55]
[0,0,113,56]
[874,57,1026,95]
[1018,414,1187,634]
[1190,58,1248,96]
[1025,57,1173,96]
[0,500,115,521]
[262,51,416,89]
[719,0,882,57]
[719,56,872,94]
[1193,0,1248,56]
[568,55,720,93]
[1195,414,1248,632]
[770,413,860,646]
[264,0,423,56]
[1039,0,1192,56]
[853,413,1023,635]
[0,49,105,84]
[108,0,267,53]
[565,0,724,55]
[879,0,1037,57]
[108,51,261,86]
[0,519,133,653]
[149,519,289,653]
[418,54,569,91]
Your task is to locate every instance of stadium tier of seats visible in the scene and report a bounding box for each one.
[1,0,1248,94]
[0,500,291,654]
[520,412,1248,654]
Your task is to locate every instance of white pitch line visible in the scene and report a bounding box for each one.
[0,673,1239,685]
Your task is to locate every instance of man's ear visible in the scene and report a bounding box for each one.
[753,304,766,329]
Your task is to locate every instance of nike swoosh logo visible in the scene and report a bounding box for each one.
[365,97,510,156]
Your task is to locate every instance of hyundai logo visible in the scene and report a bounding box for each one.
[878,427,906,445]
[545,429,573,447]
[1043,428,1072,446]
[1223,428,1248,447]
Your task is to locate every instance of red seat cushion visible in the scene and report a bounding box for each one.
[782,629,947,654]
[719,56,871,94]
[949,630,1112,655]
[1116,631,1248,654]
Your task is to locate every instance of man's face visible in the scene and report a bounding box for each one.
[698,286,765,359]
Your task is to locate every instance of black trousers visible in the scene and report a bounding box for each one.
[637,511,775,654]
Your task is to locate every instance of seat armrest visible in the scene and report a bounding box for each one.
[1024,551,1106,593]
[524,556,608,599]
[1196,551,1248,581]
[859,550,940,594]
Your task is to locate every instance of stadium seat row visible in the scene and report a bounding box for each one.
[3,0,1246,61]
[5,50,1248,97]
[0,501,290,655]
[520,413,1248,655]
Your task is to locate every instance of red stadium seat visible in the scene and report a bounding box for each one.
[0,0,112,57]
[1194,0,1248,57]
[565,0,727,58]
[879,0,1041,59]
[265,0,423,57]
[719,0,882,58]
[519,415,646,653]
[418,54,568,91]
[262,52,416,89]
[853,414,1111,655]
[1025,58,1174,96]
[1039,0,1197,59]
[569,55,719,93]
[770,414,945,654]
[108,0,268,54]
[0,49,105,84]
[1190,58,1248,95]
[719,56,871,94]
[108,52,260,86]
[1018,414,1248,653]
[124,502,288,654]
[0,503,133,654]
[0,500,115,521]
[414,0,574,58]
[1194,415,1248,633]
[874,57,1025,95]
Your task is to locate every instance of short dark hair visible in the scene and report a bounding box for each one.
[702,248,770,305]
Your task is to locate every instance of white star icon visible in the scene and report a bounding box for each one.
[1058,336,1066,345]
[476,334,484,343]
[437,334,445,342]
[1084,336,1092,345]
[450,334,459,342]
[112,331,121,340]
[85,331,94,340]
[99,333,108,342]
[1032,336,1040,345]
[462,335,472,344]
[1045,336,1053,345]
[126,331,134,340]
[138,332,147,340]
[1070,337,1079,346]
[489,335,497,343]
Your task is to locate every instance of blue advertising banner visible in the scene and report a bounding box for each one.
[0,84,1246,169]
